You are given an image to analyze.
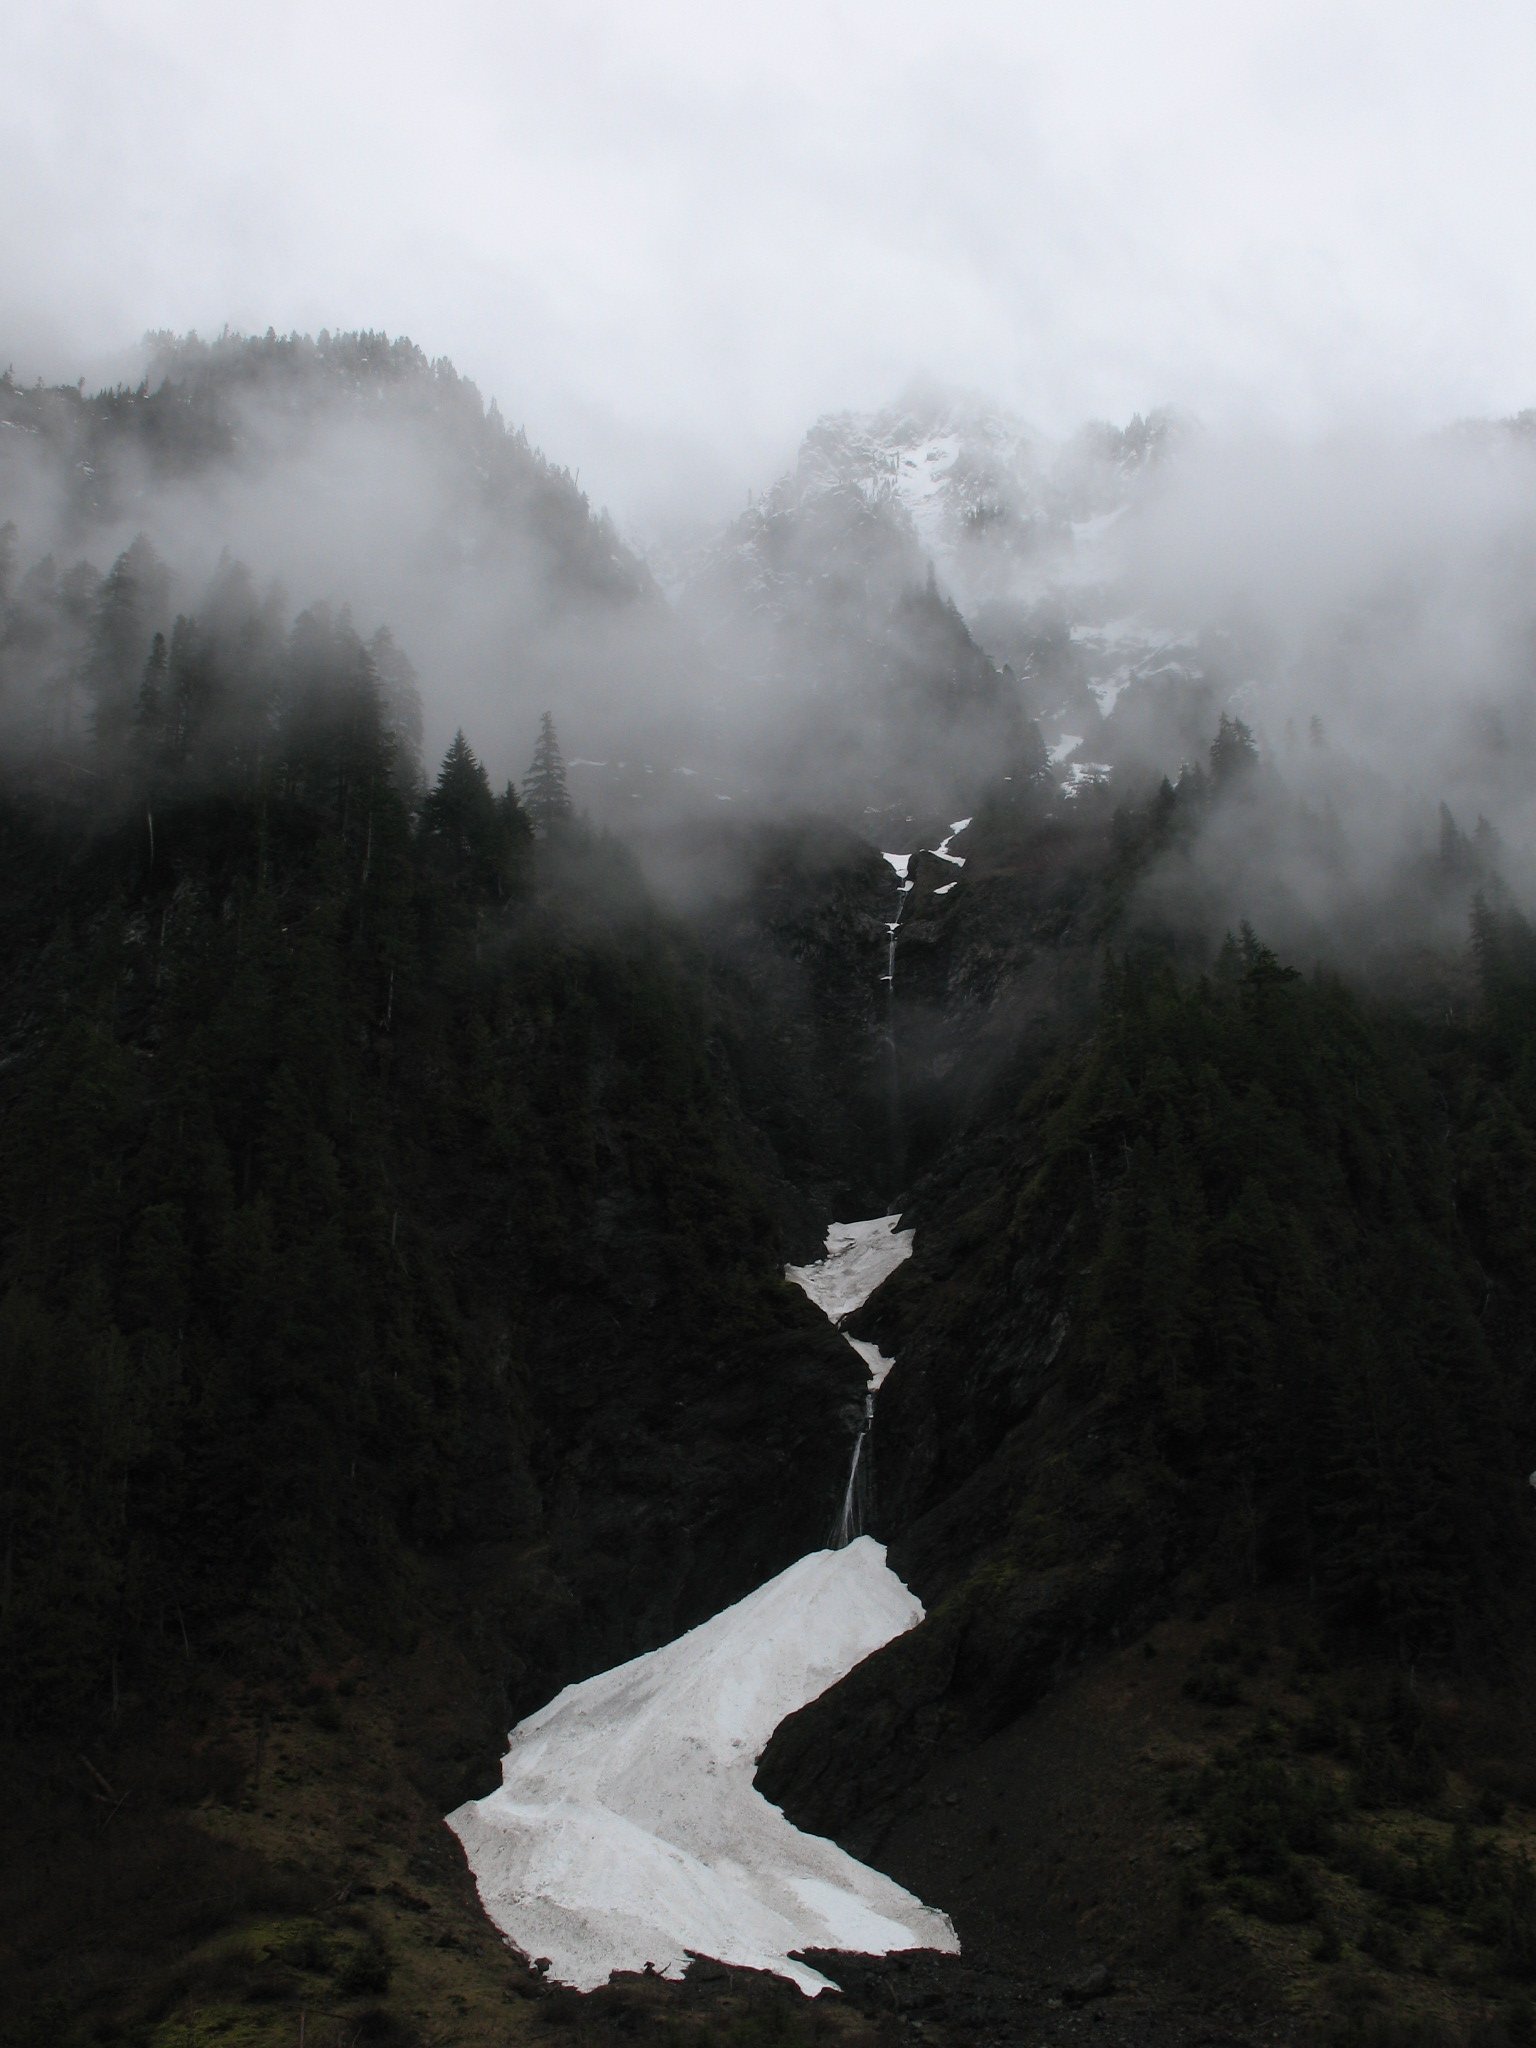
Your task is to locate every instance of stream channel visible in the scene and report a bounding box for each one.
[447,831,972,1994]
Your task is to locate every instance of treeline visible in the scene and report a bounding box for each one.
[878,714,1536,1674]
[0,328,650,608]
[0,541,804,1732]
[1010,904,1536,1663]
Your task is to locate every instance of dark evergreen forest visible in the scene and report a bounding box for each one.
[6,338,1536,2048]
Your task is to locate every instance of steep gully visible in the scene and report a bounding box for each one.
[448,822,973,1995]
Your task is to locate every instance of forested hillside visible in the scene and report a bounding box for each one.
[764,765,1536,2047]
[0,529,890,2047]
[8,335,1536,2048]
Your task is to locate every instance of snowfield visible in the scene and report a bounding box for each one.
[447,1539,953,1993]
[449,1215,955,1994]
[784,1215,914,1325]
[843,1334,896,1392]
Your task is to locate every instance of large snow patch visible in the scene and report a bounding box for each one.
[447,1539,955,1993]
[784,1215,914,1325]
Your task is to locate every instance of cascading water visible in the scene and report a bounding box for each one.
[782,1225,908,1549]
[832,1392,872,1548]
[444,835,978,1995]
[880,853,914,1177]
[448,1212,954,1994]
[828,1334,894,1545]
[877,822,967,1206]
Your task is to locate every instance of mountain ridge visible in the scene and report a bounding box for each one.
[7,328,1536,2048]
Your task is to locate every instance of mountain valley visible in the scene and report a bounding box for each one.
[4,334,1536,2048]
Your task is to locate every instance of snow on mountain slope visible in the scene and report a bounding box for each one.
[767,390,1187,607]
[785,1215,914,1325]
[658,388,1208,796]
[449,1213,955,1995]
[447,1539,950,1994]
[663,390,1179,618]
[1070,616,1204,717]
[787,393,1050,570]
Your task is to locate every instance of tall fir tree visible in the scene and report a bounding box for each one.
[1209,711,1259,789]
[423,728,498,870]
[522,710,572,836]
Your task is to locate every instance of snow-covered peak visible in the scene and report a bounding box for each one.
[777,390,1049,569]
[750,392,1192,618]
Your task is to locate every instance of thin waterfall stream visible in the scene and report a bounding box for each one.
[783,1230,907,1549]
[880,852,913,1168]
[446,838,971,1995]
[875,820,969,1220]
[447,1214,955,1993]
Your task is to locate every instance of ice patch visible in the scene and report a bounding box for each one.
[928,820,970,867]
[843,1333,896,1391]
[450,1180,948,1996]
[934,881,958,896]
[1062,761,1113,798]
[785,1215,914,1324]
[882,851,911,879]
[448,1540,953,1994]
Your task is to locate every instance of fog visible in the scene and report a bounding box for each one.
[6,2,1536,526]
[4,2,1536,965]
[5,337,1536,910]
[1029,417,1536,970]
[1105,422,1536,794]
[0,342,713,786]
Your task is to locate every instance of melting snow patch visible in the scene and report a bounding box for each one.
[882,852,911,879]
[785,1215,914,1324]
[934,881,958,896]
[842,1333,896,1391]
[447,1540,954,1994]
[1047,733,1081,767]
[926,818,973,867]
[450,1219,951,1995]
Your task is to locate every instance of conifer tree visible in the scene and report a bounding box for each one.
[1209,712,1258,789]
[1439,801,1473,879]
[423,729,498,870]
[522,710,572,836]
[367,626,424,780]
[132,632,170,775]
[89,536,170,755]
[1472,814,1504,878]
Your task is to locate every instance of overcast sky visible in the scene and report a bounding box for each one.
[5,0,1534,524]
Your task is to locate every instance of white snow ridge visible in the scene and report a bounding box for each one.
[448,1213,956,1994]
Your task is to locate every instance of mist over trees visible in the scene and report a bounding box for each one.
[9,330,1536,948]
[8,327,1536,2046]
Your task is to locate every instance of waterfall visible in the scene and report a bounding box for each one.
[877,824,969,1185]
[881,853,913,1182]
[880,851,914,996]
[449,1212,956,1995]
[831,1391,874,1547]
[444,822,977,1994]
